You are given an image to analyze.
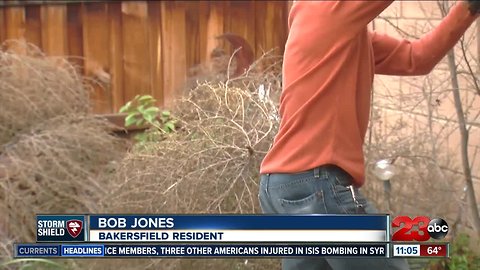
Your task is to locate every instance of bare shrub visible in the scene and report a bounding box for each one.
[363,118,462,218]
[0,41,90,146]
[363,2,480,236]
[0,42,126,258]
[90,61,281,270]
[103,79,279,214]
[363,75,467,230]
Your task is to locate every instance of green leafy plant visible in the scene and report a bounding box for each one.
[119,95,176,142]
[426,233,480,270]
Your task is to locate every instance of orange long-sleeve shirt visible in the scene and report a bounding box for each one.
[260,1,477,187]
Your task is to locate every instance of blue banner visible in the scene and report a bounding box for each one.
[15,243,388,258]
[36,215,86,242]
[15,244,60,257]
[88,215,387,230]
[61,244,104,257]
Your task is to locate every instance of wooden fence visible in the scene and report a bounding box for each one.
[0,1,290,113]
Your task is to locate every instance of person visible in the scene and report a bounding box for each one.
[258,1,479,270]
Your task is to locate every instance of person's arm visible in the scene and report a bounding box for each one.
[372,2,478,76]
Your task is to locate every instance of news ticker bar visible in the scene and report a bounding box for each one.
[14,243,449,258]
[16,243,387,258]
[37,214,389,243]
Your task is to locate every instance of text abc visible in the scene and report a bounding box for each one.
[392,216,449,241]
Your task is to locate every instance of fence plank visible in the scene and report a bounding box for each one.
[161,1,187,105]
[255,1,288,58]
[0,0,289,113]
[147,1,164,106]
[205,1,224,63]
[0,7,5,43]
[40,5,67,55]
[4,6,24,39]
[287,0,294,12]
[25,5,41,49]
[121,1,151,104]
[185,2,201,75]
[223,0,255,75]
[254,0,267,59]
[4,6,25,53]
[271,1,288,55]
[225,1,255,53]
[108,2,124,112]
[197,1,209,63]
[66,3,84,68]
[82,2,112,113]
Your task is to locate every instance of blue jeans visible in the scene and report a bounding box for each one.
[258,165,410,270]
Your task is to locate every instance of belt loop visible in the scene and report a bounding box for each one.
[314,167,320,178]
[265,174,271,196]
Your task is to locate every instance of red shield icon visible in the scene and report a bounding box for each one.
[66,219,83,238]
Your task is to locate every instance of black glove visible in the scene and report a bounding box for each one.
[468,0,480,15]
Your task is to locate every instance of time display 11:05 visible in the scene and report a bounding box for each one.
[393,245,420,257]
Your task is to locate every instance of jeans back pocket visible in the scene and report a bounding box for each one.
[279,190,327,214]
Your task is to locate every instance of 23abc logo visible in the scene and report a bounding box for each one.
[392,216,449,241]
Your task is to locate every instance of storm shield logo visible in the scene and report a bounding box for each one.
[66,220,83,238]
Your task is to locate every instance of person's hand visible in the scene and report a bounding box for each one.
[467,0,480,15]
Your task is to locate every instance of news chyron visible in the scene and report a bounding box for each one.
[37,215,86,242]
[19,214,451,259]
[392,216,449,242]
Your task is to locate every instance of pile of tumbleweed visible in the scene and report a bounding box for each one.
[0,42,126,257]
[101,57,282,215]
